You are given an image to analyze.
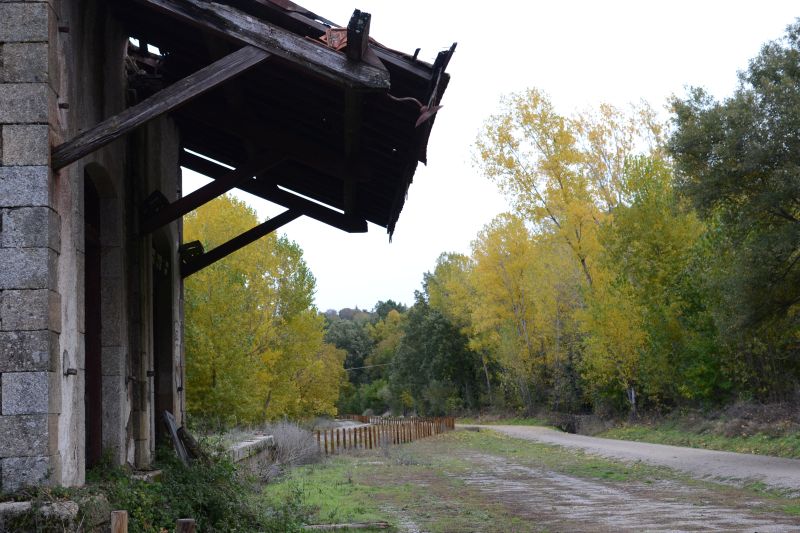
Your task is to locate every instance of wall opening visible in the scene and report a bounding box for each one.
[152,233,174,443]
[83,173,103,469]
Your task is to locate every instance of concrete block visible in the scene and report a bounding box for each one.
[0,166,50,207]
[0,83,48,123]
[0,455,49,491]
[1,124,49,165]
[0,2,48,42]
[0,42,48,83]
[0,207,58,249]
[0,414,48,457]
[0,330,54,372]
[0,247,55,289]
[0,289,48,330]
[2,371,48,414]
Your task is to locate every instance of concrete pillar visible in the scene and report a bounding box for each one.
[0,0,62,492]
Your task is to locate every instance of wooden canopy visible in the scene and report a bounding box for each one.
[52,0,454,276]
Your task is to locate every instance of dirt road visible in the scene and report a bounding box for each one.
[470,424,800,493]
[267,428,800,532]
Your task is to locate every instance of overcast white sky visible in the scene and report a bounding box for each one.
[183,1,798,312]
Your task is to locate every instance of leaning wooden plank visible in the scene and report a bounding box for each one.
[140,151,284,234]
[181,209,301,277]
[133,0,389,90]
[51,45,269,170]
[303,522,391,530]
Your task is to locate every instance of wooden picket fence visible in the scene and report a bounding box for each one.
[316,416,455,454]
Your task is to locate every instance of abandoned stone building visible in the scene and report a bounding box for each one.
[0,0,452,491]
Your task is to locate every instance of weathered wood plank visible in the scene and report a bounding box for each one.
[232,0,434,80]
[51,45,269,170]
[140,151,284,234]
[132,0,389,90]
[181,209,301,277]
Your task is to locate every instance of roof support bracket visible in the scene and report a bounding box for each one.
[139,151,284,235]
[51,45,270,170]
[181,209,302,278]
[180,150,368,233]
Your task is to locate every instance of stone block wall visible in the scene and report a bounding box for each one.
[0,0,62,492]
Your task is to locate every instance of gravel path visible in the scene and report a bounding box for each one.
[466,424,800,493]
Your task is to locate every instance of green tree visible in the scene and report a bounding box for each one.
[670,20,800,397]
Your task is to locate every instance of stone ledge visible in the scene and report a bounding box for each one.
[0,499,78,530]
[227,434,275,463]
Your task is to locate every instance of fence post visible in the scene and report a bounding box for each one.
[111,510,128,533]
[176,518,196,532]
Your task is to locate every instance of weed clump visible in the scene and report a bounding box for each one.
[87,446,311,532]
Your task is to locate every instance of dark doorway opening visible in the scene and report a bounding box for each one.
[152,239,174,443]
[84,175,103,468]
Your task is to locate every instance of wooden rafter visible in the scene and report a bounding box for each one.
[131,0,389,90]
[228,0,435,80]
[181,209,302,278]
[51,45,270,170]
[180,150,367,233]
[140,152,284,235]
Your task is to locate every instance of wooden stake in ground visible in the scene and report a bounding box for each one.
[176,518,196,532]
[111,510,128,533]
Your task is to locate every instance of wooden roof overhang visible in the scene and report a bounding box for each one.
[51,0,455,277]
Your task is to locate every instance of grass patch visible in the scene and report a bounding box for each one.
[599,423,800,459]
[458,416,551,427]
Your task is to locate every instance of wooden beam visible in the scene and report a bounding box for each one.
[173,106,373,182]
[51,45,269,170]
[140,152,284,235]
[346,10,371,62]
[232,0,434,80]
[180,151,367,233]
[260,184,367,233]
[132,0,389,90]
[181,209,301,277]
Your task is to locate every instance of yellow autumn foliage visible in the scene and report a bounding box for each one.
[184,195,344,425]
